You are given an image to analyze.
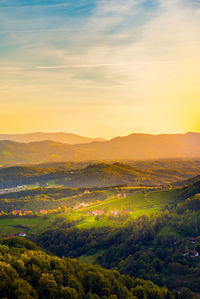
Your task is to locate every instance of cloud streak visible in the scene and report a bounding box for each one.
[36,64,129,69]
[0,0,199,137]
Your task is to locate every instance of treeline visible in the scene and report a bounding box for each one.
[0,161,199,189]
[0,237,186,299]
[33,198,200,292]
[0,165,72,188]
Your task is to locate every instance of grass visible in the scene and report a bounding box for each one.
[78,250,104,264]
[77,189,178,214]
[77,215,117,229]
[0,216,54,236]
[71,189,179,228]
[0,188,180,234]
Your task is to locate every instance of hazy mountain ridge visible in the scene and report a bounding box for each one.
[0,132,200,166]
[0,132,106,145]
[74,132,200,160]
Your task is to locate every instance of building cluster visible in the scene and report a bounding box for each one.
[90,210,104,216]
[73,203,89,210]
[84,190,90,194]
[5,232,26,238]
[183,237,199,257]
[117,193,126,198]
[0,185,27,195]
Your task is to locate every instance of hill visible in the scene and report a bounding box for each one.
[0,162,199,188]
[74,132,200,160]
[0,140,87,166]
[0,132,200,165]
[33,208,200,293]
[173,174,200,188]
[0,237,177,299]
[179,179,200,200]
[0,132,106,144]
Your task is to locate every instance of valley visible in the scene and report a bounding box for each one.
[0,157,200,297]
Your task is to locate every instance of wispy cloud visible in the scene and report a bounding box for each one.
[0,1,70,9]
[0,0,199,136]
[36,64,129,69]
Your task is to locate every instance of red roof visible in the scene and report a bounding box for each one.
[92,210,104,215]
[5,234,15,238]
[189,237,196,241]
[190,250,199,256]
[12,210,21,214]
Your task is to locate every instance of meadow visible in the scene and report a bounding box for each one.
[0,216,54,235]
[0,187,180,234]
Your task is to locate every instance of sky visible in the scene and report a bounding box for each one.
[0,0,200,138]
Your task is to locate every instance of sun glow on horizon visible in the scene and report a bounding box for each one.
[0,0,199,138]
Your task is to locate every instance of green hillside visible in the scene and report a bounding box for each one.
[179,180,200,200]
[0,161,199,188]
[0,187,179,234]
[0,237,178,299]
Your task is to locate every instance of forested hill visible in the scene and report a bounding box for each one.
[0,237,184,299]
[179,179,200,200]
[0,132,200,165]
[0,162,200,188]
[173,174,200,188]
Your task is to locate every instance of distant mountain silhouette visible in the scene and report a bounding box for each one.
[74,132,200,160]
[0,132,106,145]
[0,132,199,165]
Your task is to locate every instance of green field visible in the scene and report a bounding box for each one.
[71,189,179,228]
[0,216,54,236]
[0,188,180,234]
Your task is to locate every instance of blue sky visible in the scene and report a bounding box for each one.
[0,0,200,137]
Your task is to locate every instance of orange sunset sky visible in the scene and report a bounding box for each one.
[0,0,200,138]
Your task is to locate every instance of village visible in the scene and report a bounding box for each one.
[0,190,130,217]
[1,189,200,260]
[0,185,29,195]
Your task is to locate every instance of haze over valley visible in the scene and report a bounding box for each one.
[1,0,200,297]
[0,131,200,166]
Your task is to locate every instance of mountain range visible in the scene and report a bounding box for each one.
[0,132,106,144]
[0,132,199,165]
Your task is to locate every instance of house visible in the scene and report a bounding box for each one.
[12,210,21,215]
[5,234,15,238]
[188,237,196,244]
[40,210,47,214]
[91,210,104,216]
[117,193,126,198]
[84,190,90,194]
[73,203,82,210]
[18,232,26,237]
[81,202,89,207]
[110,210,119,216]
[190,250,199,257]
[73,202,89,210]
[23,211,32,215]
[17,185,23,189]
